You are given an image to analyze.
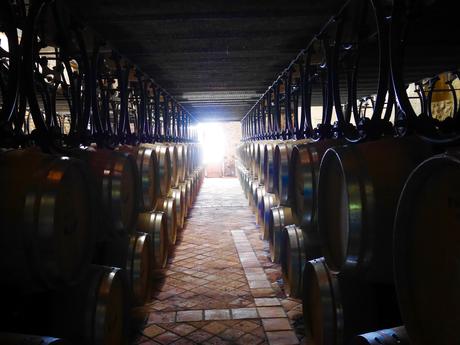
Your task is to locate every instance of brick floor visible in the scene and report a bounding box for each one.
[134,178,304,345]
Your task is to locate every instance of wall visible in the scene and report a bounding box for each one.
[202,121,241,177]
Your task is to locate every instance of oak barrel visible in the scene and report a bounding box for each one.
[303,258,400,345]
[263,141,278,193]
[268,206,295,263]
[261,192,279,240]
[117,145,159,211]
[280,224,306,298]
[169,187,186,230]
[75,147,140,237]
[394,152,460,345]
[140,144,171,197]
[318,136,433,282]
[127,232,153,305]
[0,149,95,292]
[155,197,178,248]
[137,211,168,269]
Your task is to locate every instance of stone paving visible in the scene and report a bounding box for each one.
[134,178,304,345]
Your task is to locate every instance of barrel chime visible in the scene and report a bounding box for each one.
[0,0,204,344]
[237,0,460,344]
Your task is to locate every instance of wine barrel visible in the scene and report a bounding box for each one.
[93,231,152,306]
[184,178,193,209]
[179,182,191,218]
[169,188,186,230]
[253,141,261,180]
[268,206,295,263]
[188,175,197,205]
[128,232,153,305]
[189,172,198,202]
[249,142,257,178]
[137,211,168,269]
[255,186,266,225]
[318,136,433,282]
[275,139,310,204]
[289,140,338,231]
[156,197,178,247]
[167,144,179,188]
[249,180,259,210]
[0,266,129,345]
[393,153,460,345]
[256,141,267,185]
[0,333,71,345]
[140,144,171,197]
[244,171,251,197]
[54,265,129,345]
[280,225,306,298]
[117,145,159,212]
[352,326,410,345]
[176,144,186,184]
[183,144,191,178]
[260,192,279,240]
[303,258,400,345]
[0,149,95,293]
[74,147,140,237]
[274,141,296,205]
[263,141,279,193]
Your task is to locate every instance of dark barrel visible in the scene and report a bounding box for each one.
[137,211,168,269]
[156,197,177,247]
[93,232,153,306]
[274,141,295,205]
[317,136,433,282]
[394,153,460,345]
[74,147,140,237]
[117,145,159,212]
[351,326,410,345]
[52,265,129,345]
[261,192,279,240]
[257,142,267,185]
[263,141,279,193]
[141,144,171,197]
[252,184,265,219]
[289,139,338,233]
[275,139,310,205]
[0,149,94,293]
[176,144,186,184]
[248,142,257,179]
[2,265,130,345]
[180,181,191,218]
[169,187,186,231]
[184,178,193,209]
[268,206,295,263]
[280,224,306,298]
[302,258,400,345]
[127,232,153,305]
[255,185,266,226]
[0,333,71,345]
[287,140,341,276]
[167,144,179,188]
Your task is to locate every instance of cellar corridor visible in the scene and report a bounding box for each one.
[135,177,302,345]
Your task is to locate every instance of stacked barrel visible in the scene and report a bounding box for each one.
[238,135,457,344]
[0,143,204,344]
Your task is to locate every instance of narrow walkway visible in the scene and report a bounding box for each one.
[136,178,303,345]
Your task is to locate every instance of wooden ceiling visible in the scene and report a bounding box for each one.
[70,0,345,121]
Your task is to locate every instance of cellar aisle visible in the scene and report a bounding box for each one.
[135,177,303,345]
